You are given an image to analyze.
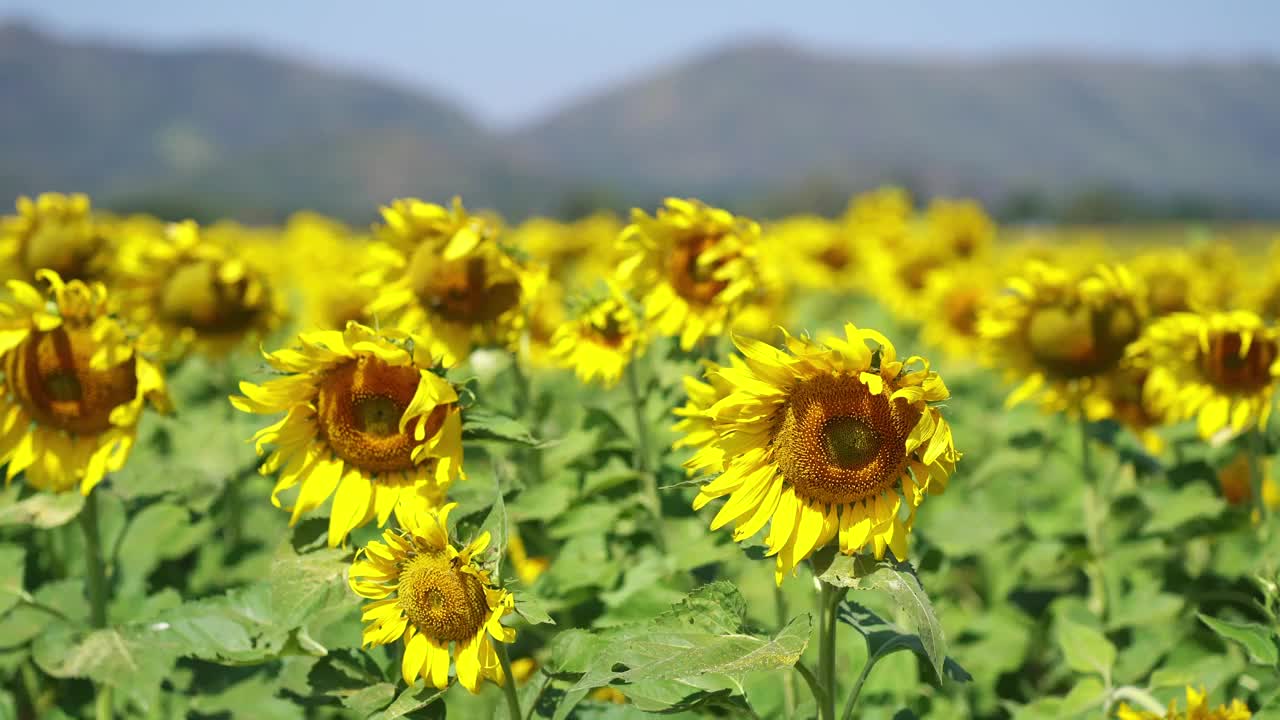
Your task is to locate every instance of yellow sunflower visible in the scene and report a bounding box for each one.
[349,502,515,693]
[1218,448,1280,510]
[513,212,623,284]
[231,322,463,546]
[678,326,958,583]
[549,284,646,388]
[922,197,995,261]
[520,278,566,370]
[0,193,112,284]
[1129,310,1279,439]
[1116,685,1251,720]
[281,213,386,332]
[1126,247,1223,317]
[1107,364,1167,454]
[117,219,287,358]
[764,216,858,292]
[979,261,1147,420]
[671,357,739,478]
[506,528,549,585]
[616,198,762,351]
[918,263,998,365]
[0,271,169,494]
[364,198,545,365]
[843,186,912,254]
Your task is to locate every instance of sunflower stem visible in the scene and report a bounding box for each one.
[625,360,666,550]
[839,649,879,720]
[509,355,545,486]
[1079,417,1108,618]
[792,660,826,717]
[816,582,845,720]
[79,489,113,720]
[495,641,523,720]
[1248,426,1270,529]
[775,584,797,718]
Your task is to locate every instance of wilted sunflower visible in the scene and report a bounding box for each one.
[350,502,515,693]
[550,284,646,388]
[979,261,1147,419]
[0,193,111,283]
[231,322,463,546]
[365,198,544,365]
[617,198,762,350]
[1116,685,1250,720]
[678,325,958,583]
[117,219,286,357]
[1129,310,1278,439]
[0,271,169,493]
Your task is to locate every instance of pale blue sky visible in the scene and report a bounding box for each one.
[2,1,1276,128]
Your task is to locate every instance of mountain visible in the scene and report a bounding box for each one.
[3,23,1280,220]
[0,21,560,219]
[513,42,1280,210]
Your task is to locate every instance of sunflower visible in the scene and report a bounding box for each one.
[677,325,958,584]
[117,219,287,358]
[671,357,739,478]
[550,284,646,388]
[979,261,1147,420]
[231,322,463,546]
[513,212,623,284]
[0,193,112,284]
[350,502,515,693]
[1218,448,1280,510]
[520,278,566,370]
[1126,247,1223,318]
[506,528,549,585]
[0,271,169,494]
[764,216,857,292]
[1129,311,1279,439]
[616,198,762,351]
[1115,685,1251,720]
[918,263,998,365]
[281,213,385,331]
[1107,364,1167,454]
[843,186,912,254]
[364,198,545,365]
[922,197,995,261]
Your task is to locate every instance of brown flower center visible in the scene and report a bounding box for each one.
[587,308,628,348]
[667,235,730,306]
[398,550,490,642]
[897,256,941,292]
[942,287,984,337]
[410,251,520,326]
[773,373,921,504]
[1147,275,1190,316]
[1025,301,1140,379]
[1200,331,1277,394]
[315,356,450,474]
[818,245,852,271]
[7,326,138,435]
[159,260,265,334]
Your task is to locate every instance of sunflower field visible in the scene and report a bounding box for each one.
[0,189,1278,720]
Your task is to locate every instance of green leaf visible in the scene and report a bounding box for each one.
[547,582,811,713]
[815,553,956,684]
[463,410,539,445]
[514,595,555,626]
[1198,613,1280,666]
[1141,484,1227,535]
[836,602,972,685]
[32,622,178,691]
[1055,617,1117,679]
[0,545,25,617]
[366,685,445,720]
[0,491,83,529]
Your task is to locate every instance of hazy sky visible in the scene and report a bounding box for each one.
[2,1,1276,127]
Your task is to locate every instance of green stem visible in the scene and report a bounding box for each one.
[840,651,879,720]
[495,642,523,720]
[793,660,826,716]
[625,361,666,550]
[1080,418,1108,618]
[509,356,544,486]
[1109,686,1167,715]
[79,490,112,720]
[817,583,843,720]
[775,584,796,719]
[1248,427,1270,530]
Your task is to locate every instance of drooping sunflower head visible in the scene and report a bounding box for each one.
[617,198,762,351]
[0,271,169,494]
[117,220,287,358]
[677,325,959,583]
[365,198,544,365]
[922,197,995,261]
[1115,685,1251,720]
[349,502,515,693]
[0,193,113,284]
[979,261,1148,419]
[550,284,647,388]
[232,322,464,546]
[1129,310,1279,439]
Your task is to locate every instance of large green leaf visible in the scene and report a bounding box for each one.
[547,582,811,714]
[836,602,972,686]
[463,409,540,446]
[0,545,25,617]
[1055,616,1117,680]
[1198,613,1280,666]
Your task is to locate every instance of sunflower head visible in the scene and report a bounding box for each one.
[366,198,544,365]
[0,193,112,284]
[617,198,763,350]
[1115,685,1251,720]
[980,261,1147,419]
[0,271,169,493]
[923,197,994,261]
[677,325,958,583]
[550,284,647,388]
[350,503,515,693]
[232,322,464,546]
[918,264,998,364]
[117,220,286,358]
[842,186,913,253]
[764,216,858,291]
[514,212,623,283]
[1129,310,1279,439]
